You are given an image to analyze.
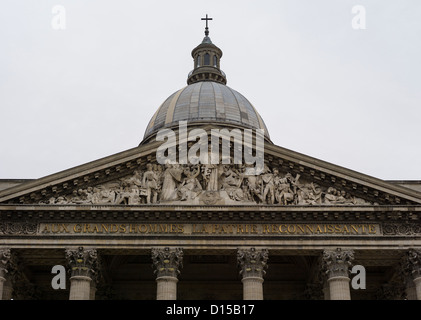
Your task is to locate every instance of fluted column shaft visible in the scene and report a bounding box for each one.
[152,248,183,300]
[69,276,92,300]
[237,248,268,300]
[322,248,354,300]
[413,277,421,300]
[242,277,264,300]
[0,275,5,300]
[327,276,351,300]
[2,279,13,300]
[156,276,179,300]
[403,277,417,300]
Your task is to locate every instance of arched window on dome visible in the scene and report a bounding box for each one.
[204,53,210,65]
[197,55,201,67]
[213,55,218,67]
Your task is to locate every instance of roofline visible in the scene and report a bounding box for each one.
[0,142,158,202]
[264,143,421,203]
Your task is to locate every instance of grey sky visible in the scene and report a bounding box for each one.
[1,0,420,181]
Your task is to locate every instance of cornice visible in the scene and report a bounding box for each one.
[1,204,421,223]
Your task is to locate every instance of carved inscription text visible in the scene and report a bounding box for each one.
[39,223,380,236]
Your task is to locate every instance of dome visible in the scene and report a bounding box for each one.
[141,18,271,144]
[142,81,270,142]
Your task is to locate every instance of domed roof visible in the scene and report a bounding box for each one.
[143,81,270,142]
[141,17,271,144]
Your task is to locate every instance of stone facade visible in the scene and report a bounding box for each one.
[0,131,420,301]
[0,20,421,301]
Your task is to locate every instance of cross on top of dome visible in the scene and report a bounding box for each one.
[201,14,213,37]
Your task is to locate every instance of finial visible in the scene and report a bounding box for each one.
[201,14,213,37]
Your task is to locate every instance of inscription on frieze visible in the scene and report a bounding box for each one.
[37,222,381,236]
[1,222,419,237]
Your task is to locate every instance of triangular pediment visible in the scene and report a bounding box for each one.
[1,139,421,206]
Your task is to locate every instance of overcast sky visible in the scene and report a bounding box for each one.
[1,0,420,181]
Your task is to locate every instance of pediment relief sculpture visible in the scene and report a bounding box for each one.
[37,162,374,206]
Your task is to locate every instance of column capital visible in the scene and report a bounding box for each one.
[65,247,99,279]
[237,248,269,279]
[152,247,183,279]
[0,248,19,282]
[0,248,12,279]
[401,249,421,280]
[0,248,42,299]
[322,248,354,279]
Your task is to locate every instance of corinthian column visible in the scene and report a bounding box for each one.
[66,247,98,300]
[322,248,354,300]
[401,249,421,300]
[237,248,269,300]
[152,247,183,300]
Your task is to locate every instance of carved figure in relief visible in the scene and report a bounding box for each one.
[307,183,323,205]
[95,186,117,204]
[296,182,322,205]
[161,163,183,201]
[221,165,241,187]
[352,196,370,205]
[276,173,299,205]
[262,167,279,204]
[179,165,202,201]
[33,159,374,206]
[336,190,348,204]
[324,187,343,205]
[202,163,223,191]
[126,170,143,188]
[221,165,244,201]
[154,164,164,201]
[243,174,263,203]
[55,196,67,204]
[323,187,364,205]
[68,189,90,204]
[143,164,159,204]
[115,181,140,205]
